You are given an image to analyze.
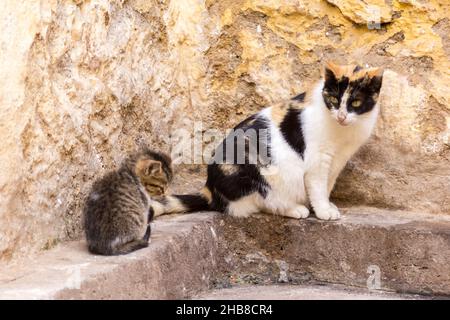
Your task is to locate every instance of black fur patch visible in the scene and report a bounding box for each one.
[147,206,154,223]
[143,224,151,242]
[206,163,269,203]
[279,108,305,158]
[214,114,271,166]
[345,76,383,115]
[206,113,272,212]
[323,69,349,110]
[291,92,306,102]
[174,194,209,212]
[324,67,337,85]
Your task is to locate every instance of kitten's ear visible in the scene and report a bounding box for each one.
[136,159,162,176]
[146,160,162,176]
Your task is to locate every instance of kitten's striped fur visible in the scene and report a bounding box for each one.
[84,148,172,255]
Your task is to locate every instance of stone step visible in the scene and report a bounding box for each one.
[194,284,431,300]
[214,207,450,296]
[0,214,218,299]
[0,207,448,299]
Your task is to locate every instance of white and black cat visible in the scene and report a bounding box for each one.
[153,62,383,220]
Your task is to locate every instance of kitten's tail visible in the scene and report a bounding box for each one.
[152,187,211,216]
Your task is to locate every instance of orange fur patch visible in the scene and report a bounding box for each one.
[350,67,384,81]
[271,95,309,125]
[271,101,290,125]
[325,61,383,81]
[325,61,357,79]
[201,187,213,204]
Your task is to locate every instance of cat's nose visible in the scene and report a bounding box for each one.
[337,111,347,122]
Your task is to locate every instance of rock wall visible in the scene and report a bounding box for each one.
[0,0,449,263]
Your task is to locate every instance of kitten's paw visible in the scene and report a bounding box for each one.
[284,205,310,219]
[314,203,340,221]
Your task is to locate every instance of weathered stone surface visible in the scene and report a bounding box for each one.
[215,208,450,296]
[326,0,394,25]
[0,213,220,299]
[195,284,430,300]
[0,0,449,263]
[0,0,212,263]
[0,210,448,299]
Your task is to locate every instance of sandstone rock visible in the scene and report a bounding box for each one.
[326,0,394,25]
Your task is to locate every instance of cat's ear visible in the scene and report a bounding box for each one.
[145,160,162,176]
[324,61,339,79]
[366,67,384,92]
[325,61,344,79]
[365,67,384,78]
[324,61,341,88]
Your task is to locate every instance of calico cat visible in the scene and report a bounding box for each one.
[153,62,383,221]
[84,148,172,255]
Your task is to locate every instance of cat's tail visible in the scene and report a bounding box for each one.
[152,187,211,216]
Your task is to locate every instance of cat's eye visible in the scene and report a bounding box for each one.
[352,100,362,108]
[329,96,338,104]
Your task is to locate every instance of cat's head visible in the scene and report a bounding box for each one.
[322,61,383,126]
[134,149,173,196]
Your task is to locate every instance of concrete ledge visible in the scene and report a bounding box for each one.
[0,207,449,299]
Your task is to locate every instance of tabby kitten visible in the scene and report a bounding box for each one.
[153,62,383,221]
[84,148,172,255]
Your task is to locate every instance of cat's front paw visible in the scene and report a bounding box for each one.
[314,203,340,221]
[284,205,310,219]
